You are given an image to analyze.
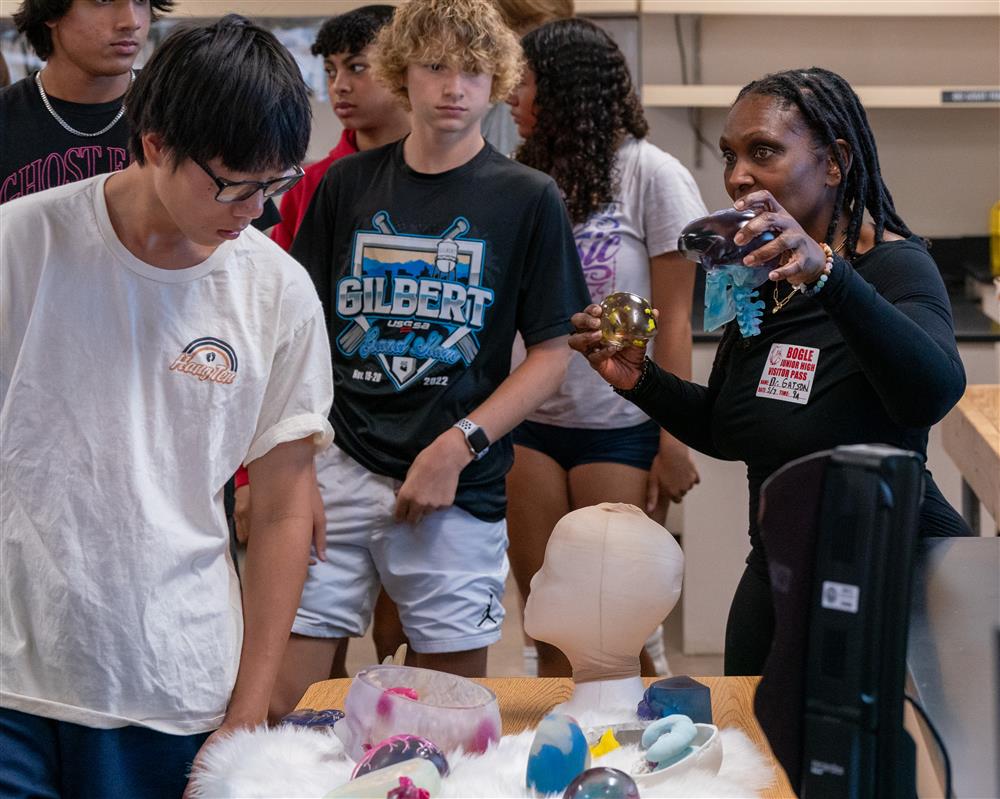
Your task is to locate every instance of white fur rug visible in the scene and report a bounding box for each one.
[190,708,776,798]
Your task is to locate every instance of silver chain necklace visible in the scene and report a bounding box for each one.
[34,69,133,138]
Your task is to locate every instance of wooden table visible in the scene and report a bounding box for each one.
[299,675,795,798]
[941,384,1000,531]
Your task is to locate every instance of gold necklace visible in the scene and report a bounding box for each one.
[772,282,798,314]
[771,234,846,315]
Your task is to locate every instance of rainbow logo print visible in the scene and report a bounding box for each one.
[168,337,239,384]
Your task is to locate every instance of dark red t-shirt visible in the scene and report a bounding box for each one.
[270,129,358,252]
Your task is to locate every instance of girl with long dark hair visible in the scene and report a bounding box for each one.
[506,18,708,676]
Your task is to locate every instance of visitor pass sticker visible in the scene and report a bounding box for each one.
[821,580,860,614]
[756,343,819,405]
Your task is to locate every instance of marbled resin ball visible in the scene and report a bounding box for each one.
[351,734,450,778]
[563,767,640,799]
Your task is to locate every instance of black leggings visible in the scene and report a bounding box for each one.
[724,555,774,676]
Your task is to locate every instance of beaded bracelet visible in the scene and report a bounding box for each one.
[613,355,654,397]
[797,242,834,297]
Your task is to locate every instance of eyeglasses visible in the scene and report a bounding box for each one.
[194,158,305,203]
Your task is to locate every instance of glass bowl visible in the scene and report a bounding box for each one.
[336,665,501,762]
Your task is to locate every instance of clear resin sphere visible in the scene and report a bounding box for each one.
[563,767,640,799]
[600,292,657,348]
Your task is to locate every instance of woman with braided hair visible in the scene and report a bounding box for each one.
[505,18,707,677]
[570,67,970,675]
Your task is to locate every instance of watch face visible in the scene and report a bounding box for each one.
[468,427,490,455]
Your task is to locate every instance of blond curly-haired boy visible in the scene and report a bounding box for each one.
[269,0,589,714]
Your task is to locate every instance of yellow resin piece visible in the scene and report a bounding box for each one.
[590,728,621,758]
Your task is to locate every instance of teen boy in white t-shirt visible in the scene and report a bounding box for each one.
[0,16,333,797]
[269,0,590,718]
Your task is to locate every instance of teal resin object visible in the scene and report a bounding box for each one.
[703,266,766,337]
[641,714,698,771]
[678,208,779,338]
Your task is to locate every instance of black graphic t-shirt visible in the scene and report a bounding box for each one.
[0,74,130,203]
[292,139,589,521]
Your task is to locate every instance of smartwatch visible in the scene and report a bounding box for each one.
[453,418,490,461]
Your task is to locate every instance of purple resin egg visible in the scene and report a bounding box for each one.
[677,208,778,273]
[351,734,450,778]
[280,708,344,729]
[562,767,640,799]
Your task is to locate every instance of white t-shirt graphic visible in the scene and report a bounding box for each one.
[1,174,334,734]
[521,137,707,429]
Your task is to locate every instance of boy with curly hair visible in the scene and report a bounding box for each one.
[270,0,588,713]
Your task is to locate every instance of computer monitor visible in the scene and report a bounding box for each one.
[754,444,921,798]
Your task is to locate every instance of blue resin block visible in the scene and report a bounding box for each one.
[636,676,712,723]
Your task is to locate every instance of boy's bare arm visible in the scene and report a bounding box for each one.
[186,437,316,793]
[393,335,572,523]
[221,437,316,727]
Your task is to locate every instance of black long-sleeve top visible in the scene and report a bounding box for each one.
[623,237,969,549]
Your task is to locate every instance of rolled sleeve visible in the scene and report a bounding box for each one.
[244,304,334,466]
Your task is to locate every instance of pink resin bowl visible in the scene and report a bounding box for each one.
[336,665,502,762]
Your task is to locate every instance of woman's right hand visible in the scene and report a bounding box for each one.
[569,304,649,391]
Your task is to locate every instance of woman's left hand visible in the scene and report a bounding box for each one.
[733,190,829,287]
[646,444,700,512]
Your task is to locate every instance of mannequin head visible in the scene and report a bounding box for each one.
[524,503,684,682]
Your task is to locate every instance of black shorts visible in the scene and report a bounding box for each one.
[512,419,660,472]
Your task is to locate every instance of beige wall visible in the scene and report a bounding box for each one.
[304,10,999,235]
[641,13,1000,237]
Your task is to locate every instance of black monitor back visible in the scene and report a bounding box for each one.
[755,444,921,798]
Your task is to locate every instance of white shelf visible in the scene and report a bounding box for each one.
[642,84,1000,108]
[640,0,1000,16]
[169,1,383,15]
[579,0,639,13]
[3,0,995,19]
[165,0,635,16]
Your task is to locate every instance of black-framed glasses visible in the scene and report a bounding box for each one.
[195,158,305,203]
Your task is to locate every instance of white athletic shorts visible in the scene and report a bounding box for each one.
[292,444,508,653]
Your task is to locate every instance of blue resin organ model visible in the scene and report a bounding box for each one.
[678,208,779,337]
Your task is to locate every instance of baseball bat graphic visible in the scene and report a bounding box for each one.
[435,218,469,273]
[338,212,397,354]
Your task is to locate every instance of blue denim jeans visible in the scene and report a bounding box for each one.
[0,707,210,799]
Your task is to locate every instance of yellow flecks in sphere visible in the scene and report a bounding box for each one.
[600,291,659,348]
